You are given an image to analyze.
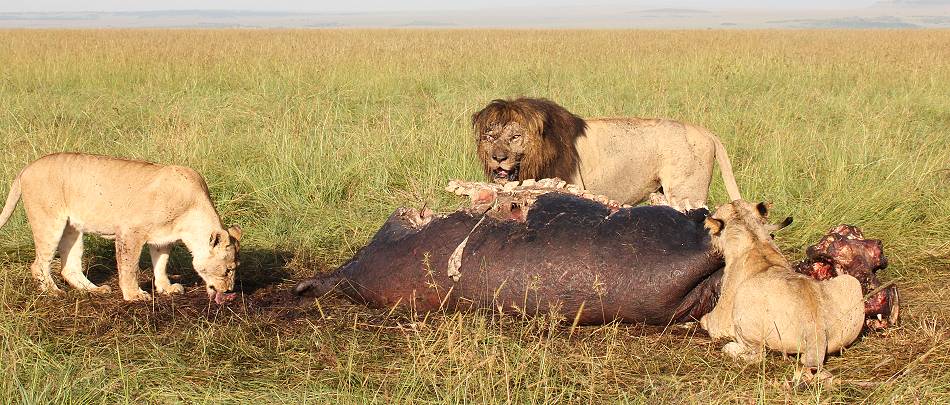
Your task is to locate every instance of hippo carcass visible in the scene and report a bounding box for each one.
[295,192,725,325]
[794,224,900,330]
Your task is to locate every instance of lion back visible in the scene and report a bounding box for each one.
[17,153,215,232]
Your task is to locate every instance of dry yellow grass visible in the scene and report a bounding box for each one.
[0,29,948,403]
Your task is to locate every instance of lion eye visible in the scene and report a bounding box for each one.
[511,133,522,140]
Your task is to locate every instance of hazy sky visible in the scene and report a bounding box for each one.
[2,0,883,13]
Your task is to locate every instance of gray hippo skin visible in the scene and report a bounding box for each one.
[295,193,725,325]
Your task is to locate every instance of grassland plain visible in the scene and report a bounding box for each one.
[0,29,948,403]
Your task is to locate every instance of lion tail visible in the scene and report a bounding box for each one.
[801,283,830,369]
[710,134,742,202]
[0,174,22,230]
[801,318,829,369]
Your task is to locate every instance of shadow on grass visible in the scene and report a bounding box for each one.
[81,237,296,296]
[0,237,348,337]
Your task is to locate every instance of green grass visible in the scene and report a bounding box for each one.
[0,29,949,403]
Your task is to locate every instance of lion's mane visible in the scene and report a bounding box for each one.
[472,97,587,181]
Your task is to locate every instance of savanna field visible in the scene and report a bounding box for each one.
[0,29,949,403]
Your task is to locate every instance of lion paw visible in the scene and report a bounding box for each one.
[785,367,835,390]
[722,342,745,357]
[89,285,112,295]
[123,289,153,301]
[41,286,65,296]
[674,321,698,330]
[157,283,185,295]
[723,342,763,363]
[798,367,834,384]
[38,280,63,295]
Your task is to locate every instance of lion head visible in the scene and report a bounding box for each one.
[191,225,242,303]
[704,201,792,257]
[472,97,587,183]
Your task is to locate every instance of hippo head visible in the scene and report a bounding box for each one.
[793,225,899,330]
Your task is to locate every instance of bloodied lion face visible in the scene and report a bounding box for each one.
[192,225,242,304]
[478,121,529,182]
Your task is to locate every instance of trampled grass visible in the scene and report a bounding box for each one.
[0,29,948,403]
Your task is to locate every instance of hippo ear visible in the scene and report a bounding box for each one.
[756,202,772,218]
[704,217,724,236]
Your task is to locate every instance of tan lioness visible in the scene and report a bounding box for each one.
[699,200,864,380]
[0,153,242,302]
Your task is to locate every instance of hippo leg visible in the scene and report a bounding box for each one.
[294,273,342,298]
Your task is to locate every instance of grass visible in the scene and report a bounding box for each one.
[0,29,949,403]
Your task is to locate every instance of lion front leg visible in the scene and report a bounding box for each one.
[116,233,151,301]
[150,244,183,295]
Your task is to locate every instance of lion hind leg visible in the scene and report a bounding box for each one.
[660,170,711,209]
[654,193,686,212]
[116,232,151,301]
[29,217,67,295]
[58,225,111,294]
[648,192,670,207]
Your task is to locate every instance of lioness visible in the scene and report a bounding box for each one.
[700,200,864,379]
[473,97,743,207]
[0,153,242,302]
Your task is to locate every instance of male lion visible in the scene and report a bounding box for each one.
[0,153,242,303]
[699,200,864,381]
[472,97,742,207]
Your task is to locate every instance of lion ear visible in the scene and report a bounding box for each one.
[227,225,243,241]
[210,230,224,248]
[535,114,546,139]
[704,217,724,236]
[756,202,772,218]
[765,217,793,234]
[777,216,793,229]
